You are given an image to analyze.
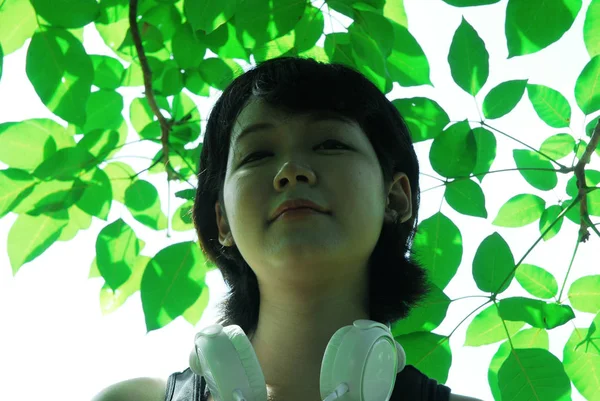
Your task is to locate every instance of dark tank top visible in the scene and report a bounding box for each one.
[164,365,451,401]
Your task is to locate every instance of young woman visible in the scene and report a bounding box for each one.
[93,57,482,401]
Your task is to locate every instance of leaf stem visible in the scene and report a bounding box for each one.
[447,298,492,340]
[480,121,570,171]
[450,295,492,303]
[492,196,581,296]
[557,231,583,303]
[493,299,515,350]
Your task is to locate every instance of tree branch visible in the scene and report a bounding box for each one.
[574,118,600,243]
[128,0,174,181]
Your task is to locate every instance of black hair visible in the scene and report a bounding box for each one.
[192,56,431,337]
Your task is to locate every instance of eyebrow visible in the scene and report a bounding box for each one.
[232,110,356,146]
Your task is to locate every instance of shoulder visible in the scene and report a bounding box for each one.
[91,376,167,401]
[449,394,484,401]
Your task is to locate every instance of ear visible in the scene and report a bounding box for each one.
[215,201,234,246]
[385,172,412,224]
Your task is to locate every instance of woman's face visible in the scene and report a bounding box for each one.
[215,97,406,286]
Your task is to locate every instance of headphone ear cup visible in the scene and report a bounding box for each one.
[189,348,203,376]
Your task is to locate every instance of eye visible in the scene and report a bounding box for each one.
[239,139,350,165]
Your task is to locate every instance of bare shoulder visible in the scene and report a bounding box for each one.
[91,376,168,401]
[449,394,484,401]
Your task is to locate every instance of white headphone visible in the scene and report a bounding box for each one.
[189,319,407,401]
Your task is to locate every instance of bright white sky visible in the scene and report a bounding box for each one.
[0,1,598,400]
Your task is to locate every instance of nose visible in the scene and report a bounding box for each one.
[273,161,317,189]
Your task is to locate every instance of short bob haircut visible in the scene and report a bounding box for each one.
[192,56,431,337]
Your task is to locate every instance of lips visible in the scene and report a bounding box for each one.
[271,198,329,222]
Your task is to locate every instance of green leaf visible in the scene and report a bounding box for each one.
[513,149,558,191]
[0,119,75,170]
[99,255,150,315]
[391,283,451,336]
[77,121,127,161]
[175,189,195,201]
[568,275,600,314]
[447,17,489,96]
[493,193,546,227]
[444,178,487,218]
[182,284,211,326]
[482,79,528,119]
[140,3,180,42]
[75,168,112,221]
[348,24,386,79]
[488,328,550,401]
[0,169,37,217]
[539,204,564,241]
[7,210,69,275]
[586,115,600,138]
[429,120,478,179]
[0,43,3,82]
[505,0,582,58]
[393,331,451,384]
[0,0,38,55]
[129,95,169,136]
[412,212,463,289]
[11,179,73,215]
[472,127,497,183]
[124,179,167,230]
[464,303,525,346]
[172,22,207,69]
[57,204,93,242]
[141,241,208,331]
[386,20,432,87]
[540,133,576,160]
[499,348,572,401]
[383,0,408,27]
[172,200,194,232]
[354,9,394,58]
[104,162,136,204]
[584,0,600,57]
[90,55,125,90]
[184,69,211,96]
[441,0,500,6]
[184,0,236,34]
[153,60,184,97]
[295,4,325,53]
[498,297,576,329]
[472,232,515,294]
[26,28,93,126]
[95,0,130,59]
[198,21,249,62]
[527,84,571,128]
[30,0,99,28]
[233,0,305,48]
[198,57,242,91]
[33,147,97,181]
[391,97,449,143]
[96,218,144,291]
[82,89,124,133]
[563,313,600,401]
[171,92,201,144]
[575,55,600,115]
[121,56,164,87]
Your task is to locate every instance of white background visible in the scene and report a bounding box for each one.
[1,1,598,400]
